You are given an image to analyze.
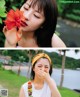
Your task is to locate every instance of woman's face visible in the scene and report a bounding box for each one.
[20,0,45,32]
[33,58,50,78]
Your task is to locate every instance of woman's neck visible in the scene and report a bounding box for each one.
[33,76,44,85]
[32,76,44,90]
[22,30,35,39]
[18,30,38,47]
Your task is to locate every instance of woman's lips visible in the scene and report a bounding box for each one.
[21,20,28,27]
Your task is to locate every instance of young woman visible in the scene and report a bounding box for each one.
[19,53,61,97]
[3,0,66,47]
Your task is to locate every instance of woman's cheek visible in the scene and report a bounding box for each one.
[44,69,49,73]
[34,68,39,74]
[32,18,43,26]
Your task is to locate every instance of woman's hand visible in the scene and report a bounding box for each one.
[36,69,50,81]
[3,26,22,47]
[36,69,61,97]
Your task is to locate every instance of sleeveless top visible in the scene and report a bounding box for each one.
[22,81,51,97]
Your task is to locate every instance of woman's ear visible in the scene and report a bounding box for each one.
[33,67,35,72]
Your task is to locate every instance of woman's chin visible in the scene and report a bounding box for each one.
[20,27,28,32]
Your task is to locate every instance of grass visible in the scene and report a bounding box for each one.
[59,87,80,97]
[0,67,28,97]
[0,67,80,97]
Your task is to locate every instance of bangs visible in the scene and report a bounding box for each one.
[30,0,45,12]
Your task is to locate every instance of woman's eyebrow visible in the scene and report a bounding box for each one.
[35,10,40,13]
[26,3,40,13]
[38,64,42,65]
[25,2,43,15]
[25,2,30,7]
[45,64,49,67]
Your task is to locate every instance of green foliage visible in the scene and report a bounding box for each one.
[0,50,80,69]
[0,62,3,67]
[66,14,80,22]
[73,9,80,14]
[45,51,80,69]
[1,50,29,62]
[8,59,14,66]
[19,56,25,62]
[2,50,8,55]
[0,0,6,23]
[57,0,80,22]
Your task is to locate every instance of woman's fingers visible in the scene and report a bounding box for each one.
[3,26,8,34]
[16,31,22,41]
[37,70,45,77]
[3,26,22,42]
[3,26,22,46]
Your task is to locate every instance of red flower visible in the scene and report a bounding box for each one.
[4,9,25,30]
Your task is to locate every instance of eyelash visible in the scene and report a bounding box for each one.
[34,14,40,19]
[38,66,48,68]
[38,66,42,67]
[24,6,28,10]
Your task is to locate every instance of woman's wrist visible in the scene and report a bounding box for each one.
[44,73,51,82]
[46,75,52,83]
[4,39,16,47]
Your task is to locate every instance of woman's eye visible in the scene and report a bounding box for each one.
[34,14,40,19]
[38,66,41,67]
[24,6,28,10]
[45,67,48,68]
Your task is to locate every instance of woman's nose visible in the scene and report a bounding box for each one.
[23,10,32,21]
[41,67,45,71]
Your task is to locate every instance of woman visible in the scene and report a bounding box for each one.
[19,53,61,97]
[3,0,66,47]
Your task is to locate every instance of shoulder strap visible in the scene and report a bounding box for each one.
[28,81,32,97]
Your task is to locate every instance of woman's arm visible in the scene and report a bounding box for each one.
[3,26,22,47]
[46,77,61,97]
[4,39,16,47]
[52,33,66,47]
[39,71,61,97]
[19,87,25,97]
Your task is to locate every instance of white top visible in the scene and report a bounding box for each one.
[22,82,51,97]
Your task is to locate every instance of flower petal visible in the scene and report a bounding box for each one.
[4,9,26,30]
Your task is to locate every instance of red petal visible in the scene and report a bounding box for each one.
[4,20,16,30]
[4,9,26,30]
[7,10,15,21]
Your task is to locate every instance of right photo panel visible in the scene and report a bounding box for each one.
[0,49,80,97]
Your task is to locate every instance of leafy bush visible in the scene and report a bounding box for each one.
[0,0,6,24]
[66,14,80,22]
[57,0,80,22]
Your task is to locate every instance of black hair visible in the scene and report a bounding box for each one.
[24,0,58,47]
[31,57,53,80]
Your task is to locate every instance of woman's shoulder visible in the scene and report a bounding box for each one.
[22,82,28,89]
[51,33,66,47]
[22,81,32,87]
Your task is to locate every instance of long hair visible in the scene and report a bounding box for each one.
[23,0,58,47]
